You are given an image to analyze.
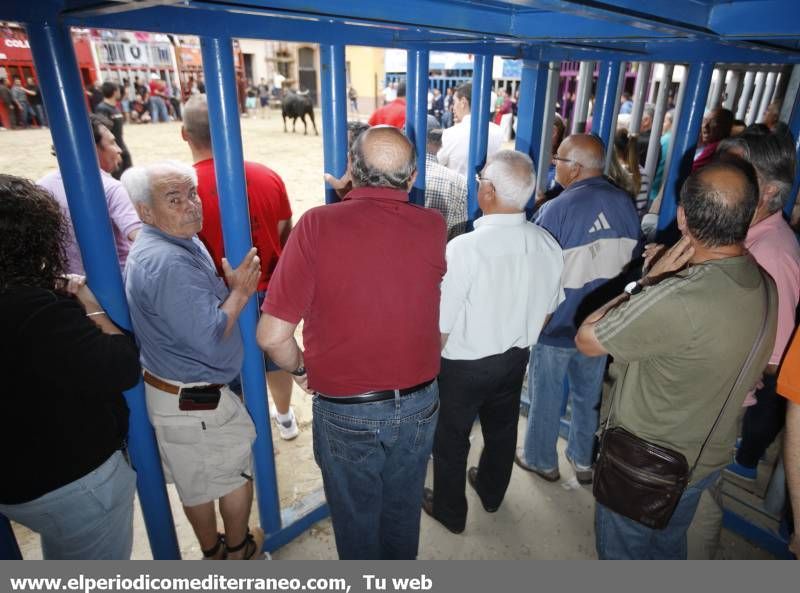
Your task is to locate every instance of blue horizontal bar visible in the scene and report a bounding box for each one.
[264,503,330,554]
[722,509,794,559]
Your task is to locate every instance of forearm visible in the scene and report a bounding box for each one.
[786,402,800,538]
[83,301,123,336]
[220,290,250,337]
[583,293,629,327]
[265,335,303,372]
[575,294,628,356]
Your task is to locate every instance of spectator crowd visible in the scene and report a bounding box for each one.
[2,74,800,564]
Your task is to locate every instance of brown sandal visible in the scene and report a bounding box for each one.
[201,533,226,560]
[225,527,265,560]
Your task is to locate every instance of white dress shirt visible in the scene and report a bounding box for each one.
[440,213,565,361]
[437,114,505,176]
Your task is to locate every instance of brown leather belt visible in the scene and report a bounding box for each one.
[143,370,225,395]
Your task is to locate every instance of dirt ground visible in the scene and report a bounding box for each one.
[0,110,328,218]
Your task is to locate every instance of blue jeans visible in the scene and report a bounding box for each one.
[0,451,136,559]
[595,471,720,559]
[522,343,606,470]
[150,96,169,122]
[312,381,439,559]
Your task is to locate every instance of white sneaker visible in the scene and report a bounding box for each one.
[274,407,299,440]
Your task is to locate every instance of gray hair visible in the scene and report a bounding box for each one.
[642,104,655,120]
[482,150,536,210]
[349,130,417,190]
[565,136,606,170]
[121,161,198,206]
[718,131,796,213]
[183,94,212,148]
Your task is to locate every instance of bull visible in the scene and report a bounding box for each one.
[281,90,318,136]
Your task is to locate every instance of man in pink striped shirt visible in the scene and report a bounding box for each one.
[722,130,800,479]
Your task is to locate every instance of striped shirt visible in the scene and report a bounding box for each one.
[425,153,468,241]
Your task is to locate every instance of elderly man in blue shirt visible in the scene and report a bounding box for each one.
[122,161,263,560]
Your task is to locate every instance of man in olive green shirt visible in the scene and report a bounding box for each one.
[576,161,777,559]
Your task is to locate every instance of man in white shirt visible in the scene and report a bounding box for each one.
[437,82,504,176]
[422,150,564,534]
[382,81,397,106]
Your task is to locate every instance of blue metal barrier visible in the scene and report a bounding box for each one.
[320,45,348,205]
[4,0,800,562]
[786,95,800,217]
[591,61,622,148]
[466,54,493,226]
[27,18,180,560]
[200,35,282,541]
[658,62,714,238]
[407,49,430,205]
[515,60,549,167]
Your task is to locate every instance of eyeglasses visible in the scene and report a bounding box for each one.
[552,155,580,165]
[475,174,492,185]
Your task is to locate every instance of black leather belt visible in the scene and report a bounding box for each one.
[316,378,435,404]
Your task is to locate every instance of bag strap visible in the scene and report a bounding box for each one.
[688,269,771,477]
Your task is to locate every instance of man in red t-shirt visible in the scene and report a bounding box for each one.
[182,94,298,440]
[367,81,407,129]
[256,127,446,559]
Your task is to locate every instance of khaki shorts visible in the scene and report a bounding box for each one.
[144,376,256,507]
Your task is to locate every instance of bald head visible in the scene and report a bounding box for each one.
[679,160,758,248]
[349,126,417,190]
[562,134,605,172]
[554,134,605,188]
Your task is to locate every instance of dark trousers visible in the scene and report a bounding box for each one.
[432,347,529,531]
[736,373,785,468]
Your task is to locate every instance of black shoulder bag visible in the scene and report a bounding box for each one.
[593,273,771,530]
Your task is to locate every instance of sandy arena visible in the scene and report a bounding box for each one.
[0,114,771,560]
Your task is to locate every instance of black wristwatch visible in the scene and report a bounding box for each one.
[290,365,307,377]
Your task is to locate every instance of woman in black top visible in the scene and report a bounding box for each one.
[0,175,141,559]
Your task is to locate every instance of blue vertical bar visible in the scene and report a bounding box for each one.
[785,91,800,217]
[407,49,429,205]
[200,36,280,539]
[320,45,348,205]
[0,515,21,560]
[658,62,714,236]
[515,60,548,165]
[591,61,621,148]
[27,19,180,560]
[405,51,417,138]
[466,54,493,225]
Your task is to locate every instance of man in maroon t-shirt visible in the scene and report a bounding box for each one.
[257,127,446,559]
[182,94,299,440]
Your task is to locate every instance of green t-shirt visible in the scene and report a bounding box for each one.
[595,255,777,482]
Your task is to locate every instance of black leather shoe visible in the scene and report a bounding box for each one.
[467,467,499,513]
[421,487,464,534]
